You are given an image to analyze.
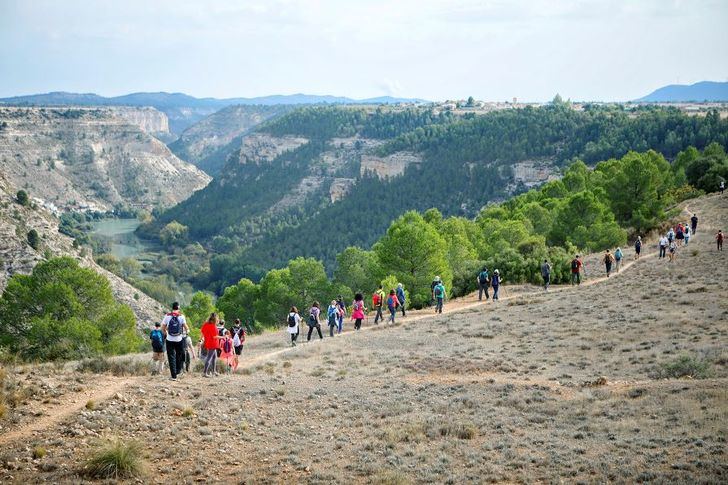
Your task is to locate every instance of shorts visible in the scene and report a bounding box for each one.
[234,345,243,356]
[152,351,164,361]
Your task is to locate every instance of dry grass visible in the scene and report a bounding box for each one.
[82,438,145,479]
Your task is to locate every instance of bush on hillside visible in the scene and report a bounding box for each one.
[0,257,140,361]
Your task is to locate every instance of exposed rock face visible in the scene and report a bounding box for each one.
[169,105,293,170]
[270,176,325,214]
[511,160,559,188]
[109,106,170,135]
[329,178,356,202]
[361,151,422,179]
[0,174,164,328]
[0,107,210,212]
[237,133,309,165]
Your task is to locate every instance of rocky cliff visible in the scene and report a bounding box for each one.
[109,106,170,135]
[0,107,210,212]
[0,173,164,328]
[360,151,422,179]
[169,105,293,174]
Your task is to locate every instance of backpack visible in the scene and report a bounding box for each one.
[434,285,444,298]
[387,296,395,308]
[571,259,579,271]
[372,293,380,306]
[167,314,182,337]
[308,311,318,326]
[287,314,297,327]
[222,338,232,354]
[478,271,489,285]
[150,329,164,351]
[327,306,338,325]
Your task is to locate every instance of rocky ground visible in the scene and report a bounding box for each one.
[0,194,726,483]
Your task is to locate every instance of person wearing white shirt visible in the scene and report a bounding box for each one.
[658,235,669,259]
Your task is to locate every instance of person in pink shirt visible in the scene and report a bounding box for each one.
[351,293,366,331]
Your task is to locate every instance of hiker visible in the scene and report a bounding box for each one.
[219,330,236,373]
[231,319,245,369]
[396,283,406,316]
[491,270,501,301]
[614,247,623,272]
[287,307,301,346]
[684,225,691,245]
[433,279,446,313]
[215,319,226,358]
[668,240,677,261]
[307,301,323,341]
[570,255,582,285]
[430,276,442,304]
[720,180,725,195]
[150,322,165,375]
[387,290,400,324]
[540,260,551,291]
[477,267,490,300]
[691,214,698,234]
[352,293,366,331]
[336,296,347,334]
[200,313,222,378]
[634,236,642,260]
[658,235,668,259]
[373,285,385,324]
[183,332,196,374]
[161,302,190,381]
[327,300,339,336]
[676,224,684,246]
[603,249,615,277]
[717,230,724,251]
[667,227,675,244]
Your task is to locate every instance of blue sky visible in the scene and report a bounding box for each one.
[1,0,727,101]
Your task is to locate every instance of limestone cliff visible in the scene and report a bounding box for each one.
[360,151,422,179]
[0,107,210,212]
[109,106,170,135]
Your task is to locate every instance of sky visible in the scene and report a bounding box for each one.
[1,0,727,102]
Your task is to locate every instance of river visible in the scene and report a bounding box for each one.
[90,218,156,260]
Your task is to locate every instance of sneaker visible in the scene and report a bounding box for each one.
[169,377,177,381]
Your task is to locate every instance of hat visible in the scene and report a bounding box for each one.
[435,276,441,281]
[397,283,403,288]
[494,269,500,274]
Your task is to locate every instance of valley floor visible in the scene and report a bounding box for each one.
[1,195,727,483]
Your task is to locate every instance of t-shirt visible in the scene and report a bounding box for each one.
[201,322,220,350]
[162,312,187,342]
[659,236,668,247]
[571,259,582,273]
[691,216,698,227]
[287,313,301,334]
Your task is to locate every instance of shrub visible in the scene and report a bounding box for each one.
[16,190,29,206]
[654,355,712,379]
[83,438,145,479]
[32,446,46,459]
[27,229,40,250]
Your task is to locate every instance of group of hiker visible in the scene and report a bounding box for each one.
[151,303,247,380]
[151,210,726,380]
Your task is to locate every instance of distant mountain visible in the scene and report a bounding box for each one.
[637,81,728,102]
[0,91,429,134]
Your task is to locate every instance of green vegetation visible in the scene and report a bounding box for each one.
[0,257,140,361]
[654,355,713,379]
[83,438,145,479]
[145,104,726,293]
[26,229,40,250]
[191,146,713,331]
[16,190,29,206]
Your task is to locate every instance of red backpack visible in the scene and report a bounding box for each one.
[372,293,380,306]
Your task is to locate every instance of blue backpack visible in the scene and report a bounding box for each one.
[150,329,164,351]
[167,314,182,337]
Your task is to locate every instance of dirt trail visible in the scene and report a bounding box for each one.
[0,376,142,446]
[0,203,704,446]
